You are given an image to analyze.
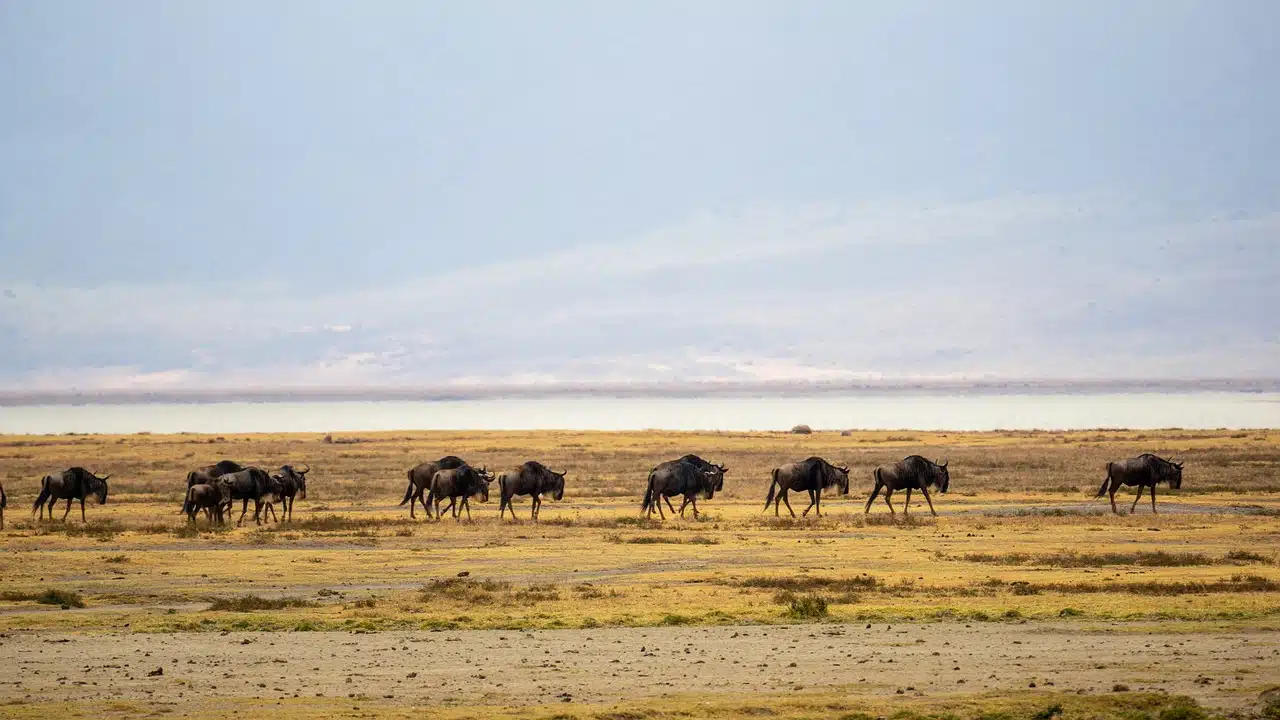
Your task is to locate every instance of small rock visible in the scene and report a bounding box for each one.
[147,668,163,677]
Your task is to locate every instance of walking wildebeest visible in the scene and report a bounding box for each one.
[864,456,949,516]
[32,467,110,522]
[641,458,725,520]
[496,461,566,521]
[186,482,231,525]
[181,460,245,514]
[1096,453,1184,514]
[217,467,278,526]
[763,457,850,517]
[270,464,309,522]
[429,465,493,521]
[400,456,468,519]
[642,455,728,516]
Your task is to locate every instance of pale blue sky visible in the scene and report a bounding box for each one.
[2,1,1277,390]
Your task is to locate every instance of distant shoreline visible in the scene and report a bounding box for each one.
[2,378,1277,407]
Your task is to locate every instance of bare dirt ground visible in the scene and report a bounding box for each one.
[1,622,1276,712]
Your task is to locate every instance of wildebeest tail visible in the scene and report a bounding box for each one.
[640,471,656,513]
[763,469,779,511]
[1095,463,1113,497]
[873,467,883,488]
[0,481,6,509]
[399,470,415,506]
[181,471,197,514]
[31,476,50,515]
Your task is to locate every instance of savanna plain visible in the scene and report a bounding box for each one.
[0,428,1278,719]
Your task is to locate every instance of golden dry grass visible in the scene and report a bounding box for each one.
[0,430,1277,633]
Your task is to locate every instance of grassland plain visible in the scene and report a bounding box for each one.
[0,429,1278,718]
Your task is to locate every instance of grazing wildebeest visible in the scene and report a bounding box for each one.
[496,461,566,521]
[32,468,110,522]
[429,465,493,521]
[185,482,231,525]
[181,460,245,514]
[218,467,278,526]
[763,457,850,517]
[1096,453,1184,514]
[864,456,949,516]
[641,458,725,520]
[0,480,6,530]
[400,456,468,519]
[270,464,309,522]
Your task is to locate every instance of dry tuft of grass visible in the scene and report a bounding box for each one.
[205,595,317,612]
[0,588,85,608]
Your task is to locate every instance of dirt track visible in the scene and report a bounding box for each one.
[2,622,1276,711]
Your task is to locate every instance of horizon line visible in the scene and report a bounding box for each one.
[2,377,1278,407]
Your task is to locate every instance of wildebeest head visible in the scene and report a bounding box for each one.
[935,459,950,493]
[549,470,566,501]
[472,467,493,502]
[86,473,110,504]
[1165,459,1184,489]
[701,467,725,498]
[281,464,310,499]
[833,463,851,495]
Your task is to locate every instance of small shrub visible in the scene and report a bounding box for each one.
[785,594,829,620]
[0,589,85,608]
[1059,607,1084,617]
[206,595,315,612]
[102,554,129,564]
[790,424,813,435]
[1157,699,1208,720]
[1032,704,1063,720]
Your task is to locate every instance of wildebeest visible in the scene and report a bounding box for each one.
[864,456,950,516]
[1096,454,1184,514]
[181,460,245,514]
[400,456,468,519]
[429,465,493,521]
[185,482,231,525]
[641,458,725,520]
[217,467,278,526]
[643,455,728,516]
[0,480,6,530]
[270,464,309,522]
[496,461,566,521]
[32,468,111,522]
[763,457,850,517]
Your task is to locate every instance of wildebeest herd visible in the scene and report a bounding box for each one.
[11,452,1186,526]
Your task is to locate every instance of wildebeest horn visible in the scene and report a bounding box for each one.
[297,463,310,475]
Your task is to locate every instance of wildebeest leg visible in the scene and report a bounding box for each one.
[664,496,678,515]
[1108,484,1118,514]
[902,488,913,515]
[801,489,817,517]
[883,488,895,514]
[677,495,690,517]
[531,495,540,522]
[920,484,937,517]
[264,502,278,523]
[1130,485,1144,514]
[461,497,471,522]
[80,497,87,523]
[655,493,666,520]
[688,496,700,518]
[62,498,73,522]
[814,489,822,517]
[498,493,508,520]
[1150,484,1157,514]
[780,490,796,518]
[237,499,250,527]
[253,499,264,525]
[864,485,882,513]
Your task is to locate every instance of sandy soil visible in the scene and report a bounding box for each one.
[1,622,1276,712]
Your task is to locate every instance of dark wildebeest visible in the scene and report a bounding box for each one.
[218,467,278,526]
[1096,453,1184,514]
[0,480,6,530]
[270,464,309,522]
[32,468,110,522]
[496,461,566,521]
[864,456,950,516]
[429,465,493,521]
[643,455,728,516]
[185,482,231,525]
[181,460,245,514]
[400,456,468,519]
[763,457,850,517]
[641,458,725,520]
